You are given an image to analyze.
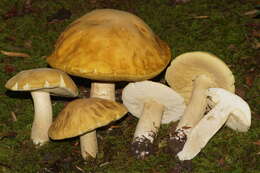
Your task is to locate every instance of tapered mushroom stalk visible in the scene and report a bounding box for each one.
[122,81,186,159]
[80,82,116,159]
[177,88,251,160]
[48,98,127,160]
[165,52,235,154]
[5,68,78,146]
[31,91,52,145]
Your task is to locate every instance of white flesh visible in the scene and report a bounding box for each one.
[177,101,230,160]
[80,130,98,159]
[133,99,165,143]
[31,91,52,146]
[175,75,215,135]
[90,82,115,101]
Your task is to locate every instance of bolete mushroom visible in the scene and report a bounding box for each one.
[177,88,251,160]
[165,52,235,154]
[47,9,171,101]
[48,98,128,159]
[122,81,186,159]
[5,68,78,145]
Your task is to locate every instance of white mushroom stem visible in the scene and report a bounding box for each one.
[80,130,98,159]
[90,82,115,101]
[177,101,231,160]
[133,99,165,143]
[174,75,215,136]
[30,91,52,146]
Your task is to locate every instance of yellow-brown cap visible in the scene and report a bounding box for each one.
[5,68,78,97]
[165,52,235,103]
[47,9,171,81]
[48,98,128,139]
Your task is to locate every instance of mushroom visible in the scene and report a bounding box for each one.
[177,88,251,160]
[165,51,235,153]
[47,9,171,101]
[48,98,128,159]
[122,81,186,159]
[5,68,78,145]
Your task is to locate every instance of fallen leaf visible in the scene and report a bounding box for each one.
[252,30,260,38]
[192,16,209,19]
[235,87,246,98]
[4,64,16,73]
[245,75,255,87]
[244,9,258,16]
[0,132,17,140]
[252,140,260,145]
[218,158,225,166]
[0,50,30,58]
[10,111,17,122]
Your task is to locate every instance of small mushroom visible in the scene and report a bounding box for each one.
[47,9,171,101]
[177,88,251,160]
[5,68,78,145]
[122,81,186,159]
[165,52,235,153]
[48,98,128,159]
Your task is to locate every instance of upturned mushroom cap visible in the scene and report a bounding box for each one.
[165,51,235,103]
[122,81,186,124]
[177,88,251,160]
[207,88,251,132]
[48,98,128,139]
[5,68,78,97]
[47,9,171,81]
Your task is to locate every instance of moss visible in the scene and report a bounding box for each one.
[0,0,259,172]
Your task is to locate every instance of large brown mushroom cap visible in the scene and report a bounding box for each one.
[165,51,235,103]
[48,98,128,139]
[47,9,171,81]
[5,68,78,97]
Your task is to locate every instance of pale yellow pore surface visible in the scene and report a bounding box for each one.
[48,98,128,139]
[5,68,78,97]
[47,9,171,81]
[165,52,235,104]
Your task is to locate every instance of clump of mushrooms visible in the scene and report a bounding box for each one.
[165,51,235,154]
[5,68,78,146]
[122,81,186,159]
[177,88,251,160]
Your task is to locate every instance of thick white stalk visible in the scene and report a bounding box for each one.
[132,100,164,159]
[80,130,98,159]
[90,82,115,101]
[31,91,52,146]
[178,101,230,160]
[134,100,165,142]
[177,75,215,130]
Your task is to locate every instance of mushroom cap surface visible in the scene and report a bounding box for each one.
[122,81,186,124]
[5,68,78,97]
[47,9,171,81]
[207,88,251,132]
[48,98,128,139]
[165,51,235,103]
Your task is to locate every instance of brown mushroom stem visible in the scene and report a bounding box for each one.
[90,82,115,101]
[80,130,98,159]
[132,100,165,159]
[31,91,52,146]
[169,75,215,154]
